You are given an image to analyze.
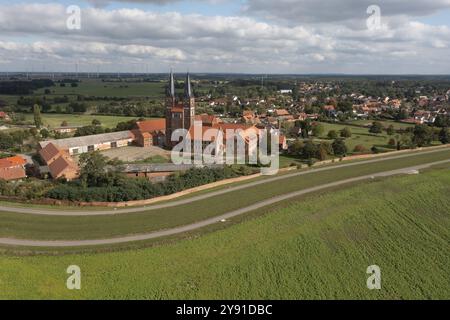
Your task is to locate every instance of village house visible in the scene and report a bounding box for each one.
[39,143,79,180]
[132,119,166,147]
[0,156,27,181]
[53,125,82,134]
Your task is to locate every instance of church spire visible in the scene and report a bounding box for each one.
[168,69,175,98]
[185,72,193,98]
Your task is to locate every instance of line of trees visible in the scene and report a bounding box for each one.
[46,152,256,202]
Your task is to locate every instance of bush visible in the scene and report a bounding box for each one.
[46,166,252,202]
[327,130,338,139]
[353,145,367,153]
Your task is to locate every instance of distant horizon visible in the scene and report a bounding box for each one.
[1,71,450,77]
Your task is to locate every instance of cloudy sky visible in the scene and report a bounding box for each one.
[0,0,450,74]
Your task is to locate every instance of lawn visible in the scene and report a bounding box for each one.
[316,122,407,153]
[350,119,415,130]
[0,167,448,299]
[0,147,449,243]
[20,113,154,128]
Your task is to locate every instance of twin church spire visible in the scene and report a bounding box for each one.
[168,69,193,98]
[165,70,195,147]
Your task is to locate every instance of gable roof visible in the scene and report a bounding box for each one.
[48,155,78,179]
[0,156,27,169]
[39,142,62,163]
[136,119,166,133]
[1,156,26,166]
[0,166,26,181]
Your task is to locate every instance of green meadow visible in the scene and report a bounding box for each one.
[34,79,166,98]
[0,168,448,299]
[316,122,421,153]
[19,113,154,128]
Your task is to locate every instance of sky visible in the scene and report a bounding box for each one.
[0,0,450,74]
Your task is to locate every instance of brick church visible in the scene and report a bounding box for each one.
[165,71,196,147]
[132,71,263,152]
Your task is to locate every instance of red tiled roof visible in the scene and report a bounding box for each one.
[39,143,62,164]
[195,114,219,126]
[48,155,78,179]
[0,156,26,167]
[136,119,166,133]
[0,166,26,181]
[275,109,290,116]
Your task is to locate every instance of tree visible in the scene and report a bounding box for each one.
[397,133,413,150]
[434,115,449,128]
[386,125,395,136]
[299,119,312,138]
[79,151,108,187]
[40,128,50,139]
[327,130,338,139]
[301,140,318,159]
[0,132,14,150]
[439,127,449,144]
[332,138,347,156]
[340,127,352,138]
[61,120,68,127]
[289,139,304,155]
[336,100,353,113]
[33,104,43,128]
[29,127,38,137]
[369,121,383,135]
[412,124,433,147]
[92,119,102,126]
[388,138,396,148]
[312,123,324,137]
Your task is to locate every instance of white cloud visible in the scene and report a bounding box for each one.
[0,2,449,73]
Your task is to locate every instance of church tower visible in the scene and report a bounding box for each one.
[165,70,176,147]
[184,72,195,130]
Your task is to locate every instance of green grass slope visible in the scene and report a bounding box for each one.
[0,168,448,299]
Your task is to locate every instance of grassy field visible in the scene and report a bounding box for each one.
[316,122,413,153]
[0,168,448,299]
[34,79,166,98]
[19,113,153,128]
[0,148,449,243]
[350,119,415,130]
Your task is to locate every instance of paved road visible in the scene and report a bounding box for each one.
[1,147,449,216]
[0,158,449,247]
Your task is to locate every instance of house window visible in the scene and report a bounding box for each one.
[111,142,118,148]
[72,148,79,155]
[88,145,95,152]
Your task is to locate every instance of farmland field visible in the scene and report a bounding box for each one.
[34,79,166,98]
[0,167,448,299]
[19,113,157,128]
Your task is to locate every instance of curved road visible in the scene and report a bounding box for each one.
[0,158,449,247]
[1,147,449,216]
